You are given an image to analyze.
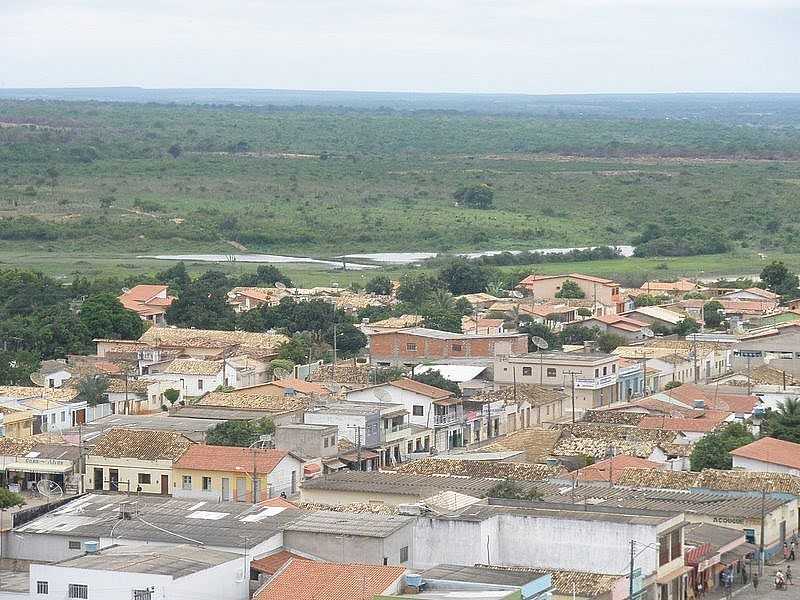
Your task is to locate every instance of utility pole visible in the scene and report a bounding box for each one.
[692,337,699,384]
[252,446,259,505]
[512,363,517,404]
[332,298,338,383]
[759,488,766,576]
[747,355,753,397]
[629,540,636,600]
[347,425,363,471]
[564,370,581,423]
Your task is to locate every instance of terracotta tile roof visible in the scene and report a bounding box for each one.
[638,413,728,433]
[589,314,649,328]
[473,429,561,463]
[124,285,170,302]
[309,363,373,385]
[139,327,289,353]
[163,358,223,376]
[615,468,701,489]
[0,386,79,403]
[469,384,568,408]
[368,314,424,329]
[569,455,663,483]
[477,565,621,597]
[198,390,308,412]
[90,428,192,461]
[254,559,405,600]
[658,442,694,457]
[583,409,646,425]
[251,550,308,575]
[739,322,800,341]
[730,437,800,470]
[265,378,330,396]
[662,383,758,414]
[119,285,175,317]
[394,457,562,481]
[388,378,453,400]
[618,467,800,496]
[742,287,780,299]
[728,366,798,386]
[696,469,800,495]
[175,444,291,473]
[520,273,617,286]
[105,378,149,394]
[553,423,675,459]
[641,279,699,293]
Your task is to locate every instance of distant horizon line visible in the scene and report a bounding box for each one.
[2,86,799,97]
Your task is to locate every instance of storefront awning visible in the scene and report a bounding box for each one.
[657,565,692,584]
[721,543,758,564]
[5,461,72,474]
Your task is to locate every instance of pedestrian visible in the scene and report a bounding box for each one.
[696,581,704,599]
[792,541,797,561]
[787,565,793,585]
[753,573,759,591]
[742,569,748,585]
[784,543,790,561]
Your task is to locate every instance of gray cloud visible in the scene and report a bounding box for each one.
[1,0,797,92]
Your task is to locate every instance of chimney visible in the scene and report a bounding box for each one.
[583,341,598,353]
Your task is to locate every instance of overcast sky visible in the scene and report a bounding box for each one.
[2,0,798,93]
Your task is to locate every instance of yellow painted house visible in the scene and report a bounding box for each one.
[85,428,193,495]
[173,444,304,502]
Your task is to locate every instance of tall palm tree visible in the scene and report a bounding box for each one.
[776,397,800,417]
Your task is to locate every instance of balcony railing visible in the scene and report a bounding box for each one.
[381,423,413,443]
[434,413,460,426]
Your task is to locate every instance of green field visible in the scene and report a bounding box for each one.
[2,96,800,280]
[0,247,791,289]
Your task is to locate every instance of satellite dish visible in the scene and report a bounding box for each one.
[531,336,549,351]
[273,367,292,380]
[274,282,287,290]
[509,291,524,299]
[36,480,64,500]
[642,328,655,338]
[374,388,393,404]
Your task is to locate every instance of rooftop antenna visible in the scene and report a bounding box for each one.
[530,336,549,386]
[36,479,64,503]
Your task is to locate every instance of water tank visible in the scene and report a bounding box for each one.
[693,399,705,409]
[85,541,99,554]
[405,574,423,588]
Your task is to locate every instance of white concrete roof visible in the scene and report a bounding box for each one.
[414,364,487,383]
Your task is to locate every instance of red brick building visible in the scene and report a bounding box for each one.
[368,327,528,367]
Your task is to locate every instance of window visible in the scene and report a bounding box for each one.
[202,477,212,491]
[138,473,151,485]
[400,546,409,563]
[612,364,616,373]
[68,584,88,599]
[37,581,48,594]
[330,435,336,447]
[658,536,670,566]
[48,378,55,388]
[412,405,424,416]
[68,541,81,550]
[670,530,682,560]
[133,590,153,600]
[198,379,204,390]
[182,475,192,490]
[406,343,417,351]
[323,437,329,448]
[383,557,388,565]
[602,366,607,376]
[594,368,599,378]
[522,367,532,376]
[744,529,756,544]
[451,344,463,352]
[61,411,66,422]
[546,368,556,378]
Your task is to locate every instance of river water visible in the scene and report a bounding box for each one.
[140,245,635,268]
